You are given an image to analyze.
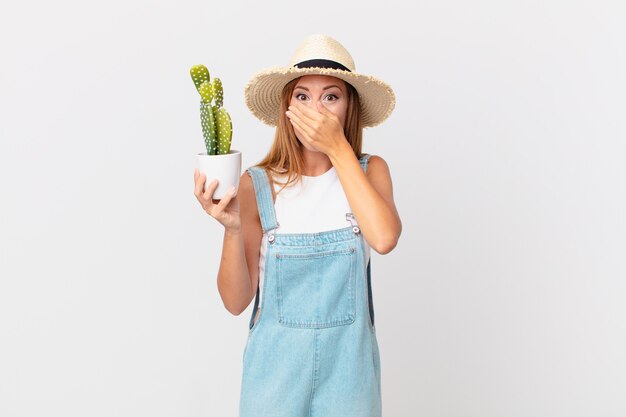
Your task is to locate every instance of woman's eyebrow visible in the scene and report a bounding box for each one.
[294,85,343,91]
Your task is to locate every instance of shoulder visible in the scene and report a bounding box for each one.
[239,169,254,191]
[242,166,283,203]
[238,170,260,220]
[364,154,391,178]
[361,155,396,208]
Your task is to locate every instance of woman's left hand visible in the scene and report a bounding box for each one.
[285,101,346,157]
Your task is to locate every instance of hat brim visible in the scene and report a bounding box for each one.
[244,66,395,128]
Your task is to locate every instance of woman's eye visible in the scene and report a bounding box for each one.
[294,93,339,101]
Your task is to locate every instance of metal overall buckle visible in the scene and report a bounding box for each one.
[267,223,280,244]
[345,213,361,235]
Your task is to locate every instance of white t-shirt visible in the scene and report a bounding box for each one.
[256,166,371,308]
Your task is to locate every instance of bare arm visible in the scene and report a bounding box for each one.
[329,143,402,254]
[194,170,262,315]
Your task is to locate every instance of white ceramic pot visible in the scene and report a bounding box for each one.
[197,149,242,199]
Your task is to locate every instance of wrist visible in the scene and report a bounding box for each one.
[224,226,242,236]
[328,138,352,165]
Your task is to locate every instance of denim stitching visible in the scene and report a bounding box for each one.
[309,329,319,417]
[270,226,358,247]
[276,247,355,259]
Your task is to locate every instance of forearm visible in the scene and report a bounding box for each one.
[329,142,401,254]
[216,229,253,315]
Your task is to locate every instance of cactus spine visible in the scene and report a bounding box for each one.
[190,64,233,155]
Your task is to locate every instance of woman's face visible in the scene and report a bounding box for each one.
[289,75,348,151]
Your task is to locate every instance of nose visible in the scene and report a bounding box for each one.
[300,99,325,109]
[317,99,330,109]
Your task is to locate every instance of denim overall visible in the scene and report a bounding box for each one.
[239,154,381,417]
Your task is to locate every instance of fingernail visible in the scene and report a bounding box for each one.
[229,186,236,194]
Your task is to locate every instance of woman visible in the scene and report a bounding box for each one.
[193,34,401,417]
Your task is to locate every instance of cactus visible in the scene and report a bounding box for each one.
[215,107,232,155]
[211,78,224,108]
[200,101,217,155]
[190,65,210,93]
[190,64,233,155]
[198,80,213,103]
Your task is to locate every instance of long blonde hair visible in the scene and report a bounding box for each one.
[255,76,363,194]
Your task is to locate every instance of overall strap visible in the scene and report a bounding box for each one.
[359,153,375,324]
[246,166,279,234]
[359,153,372,172]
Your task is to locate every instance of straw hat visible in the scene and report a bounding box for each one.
[244,34,396,128]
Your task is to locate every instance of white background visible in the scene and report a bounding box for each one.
[1,0,625,416]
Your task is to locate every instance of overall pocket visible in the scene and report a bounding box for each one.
[276,247,357,329]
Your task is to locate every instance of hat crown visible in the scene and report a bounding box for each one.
[287,34,356,72]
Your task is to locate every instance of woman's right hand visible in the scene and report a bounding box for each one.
[194,168,241,233]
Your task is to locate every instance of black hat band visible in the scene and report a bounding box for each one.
[293,59,351,72]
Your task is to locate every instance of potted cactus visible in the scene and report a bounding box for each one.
[191,64,241,199]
